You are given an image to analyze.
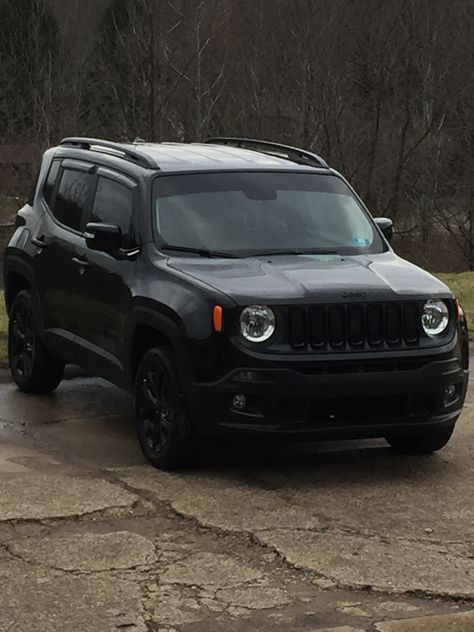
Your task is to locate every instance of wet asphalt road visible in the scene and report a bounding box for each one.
[0,370,474,631]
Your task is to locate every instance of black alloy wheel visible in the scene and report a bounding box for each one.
[8,290,64,393]
[138,366,173,455]
[135,347,194,470]
[9,297,35,381]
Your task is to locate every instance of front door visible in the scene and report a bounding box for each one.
[73,168,139,386]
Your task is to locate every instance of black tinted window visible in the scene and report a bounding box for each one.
[91,177,135,248]
[54,169,94,232]
[42,160,60,207]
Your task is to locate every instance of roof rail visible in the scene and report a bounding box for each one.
[205,137,329,169]
[59,137,159,170]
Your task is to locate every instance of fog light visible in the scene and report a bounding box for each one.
[443,384,458,407]
[232,394,247,410]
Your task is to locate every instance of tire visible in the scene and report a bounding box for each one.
[135,347,195,470]
[8,289,65,394]
[386,424,456,454]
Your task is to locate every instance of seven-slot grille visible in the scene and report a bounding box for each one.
[288,302,421,351]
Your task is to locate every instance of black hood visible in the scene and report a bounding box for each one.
[167,252,452,305]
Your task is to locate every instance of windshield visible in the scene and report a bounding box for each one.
[153,172,386,256]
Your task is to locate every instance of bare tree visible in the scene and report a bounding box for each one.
[0,0,63,146]
[3,0,474,271]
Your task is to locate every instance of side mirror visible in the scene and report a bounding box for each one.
[85,222,122,253]
[374,217,394,242]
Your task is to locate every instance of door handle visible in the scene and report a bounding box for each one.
[72,257,89,268]
[32,236,48,249]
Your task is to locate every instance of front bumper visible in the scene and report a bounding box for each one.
[189,351,468,438]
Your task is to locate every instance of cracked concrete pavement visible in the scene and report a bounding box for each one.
[0,371,473,630]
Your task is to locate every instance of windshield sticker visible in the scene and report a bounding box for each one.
[353,237,371,247]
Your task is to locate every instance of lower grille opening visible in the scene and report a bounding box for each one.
[291,357,433,375]
[277,394,435,427]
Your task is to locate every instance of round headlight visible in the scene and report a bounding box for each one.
[422,299,449,336]
[240,305,276,342]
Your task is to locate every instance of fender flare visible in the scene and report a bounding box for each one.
[125,305,194,391]
[3,255,52,346]
[3,255,35,311]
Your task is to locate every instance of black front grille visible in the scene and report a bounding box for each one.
[289,302,422,351]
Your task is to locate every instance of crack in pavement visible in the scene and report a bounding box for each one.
[2,376,474,630]
[1,471,472,631]
[108,469,474,604]
[0,501,147,526]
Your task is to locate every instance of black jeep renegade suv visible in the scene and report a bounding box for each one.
[3,137,469,469]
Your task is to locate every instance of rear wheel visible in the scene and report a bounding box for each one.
[386,424,456,454]
[8,290,64,393]
[135,347,194,470]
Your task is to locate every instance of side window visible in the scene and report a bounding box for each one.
[42,160,60,207]
[90,177,136,248]
[54,168,94,232]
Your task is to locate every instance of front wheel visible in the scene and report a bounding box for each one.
[8,290,64,393]
[135,347,195,470]
[386,423,456,454]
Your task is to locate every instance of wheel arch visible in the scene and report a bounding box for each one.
[126,306,193,391]
[4,257,35,314]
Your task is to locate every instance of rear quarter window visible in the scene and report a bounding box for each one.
[42,160,61,207]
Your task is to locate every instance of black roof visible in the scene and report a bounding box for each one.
[59,137,331,173]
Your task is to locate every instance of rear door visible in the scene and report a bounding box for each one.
[32,159,96,359]
[73,168,139,385]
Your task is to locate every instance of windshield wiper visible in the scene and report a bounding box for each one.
[161,245,238,258]
[250,248,340,257]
